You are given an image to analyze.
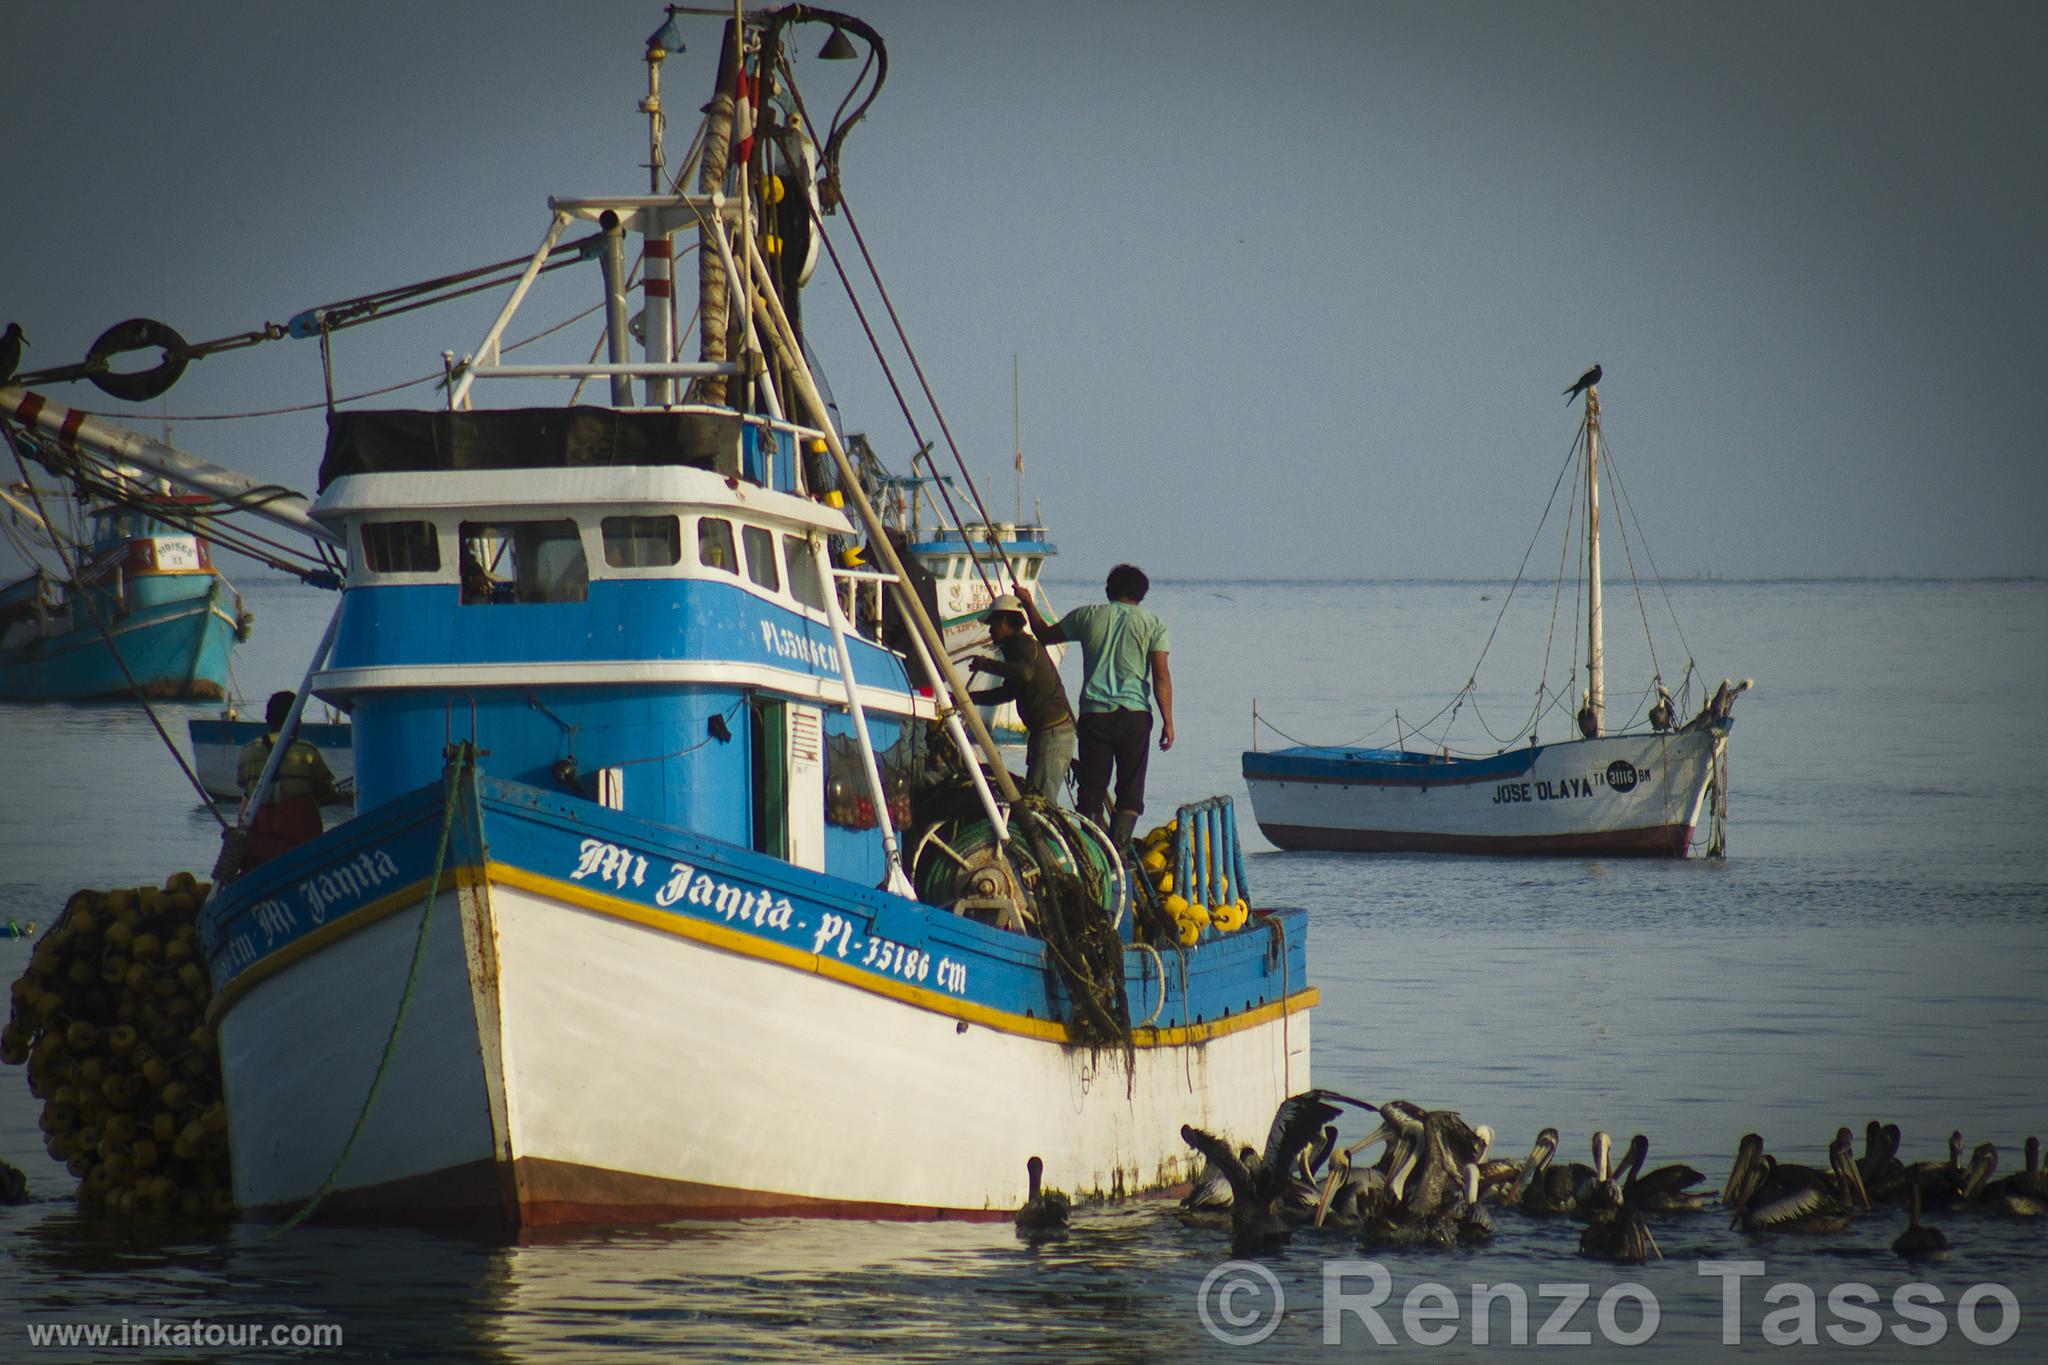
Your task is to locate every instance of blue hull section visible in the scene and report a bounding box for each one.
[203,766,1311,1041]
[0,575,239,701]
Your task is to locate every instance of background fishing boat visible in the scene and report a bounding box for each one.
[1243,376,1746,857]
[0,466,250,702]
[868,462,1063,755]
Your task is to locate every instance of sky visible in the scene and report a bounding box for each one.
[3,0,2044,581]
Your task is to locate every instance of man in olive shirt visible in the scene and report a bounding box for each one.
[237,690,341,868]
[1020,564,1174,847]
[967,595,1075,802]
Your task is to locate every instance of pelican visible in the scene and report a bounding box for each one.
[1892,1183,1950,1261]
[1468,1124,1527,1202]
[1613,1133,1713,1212]
[1515,1128,1582,1216]
[1579,1183,1661,1264]
[1367,1100,1486,1222]
[1313,1121,1405,1228]
[1890,1128,1966,1203]
[1014,1156,1070,1235]
[1984,1136,2045,1217]
[1862,1123,1910,1203]
[1356,1140,1455,1250]
[1181,1089,1373,1251]
[1571,1132,1623,1221]
[1184,1143,1255,1212]
[1455,1163,1495,1246]
[1728,1131,1869,1234]
[1943,1142,1999,1213]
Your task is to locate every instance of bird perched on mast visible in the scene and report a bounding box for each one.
[1564,363,1602,403]
[0,323,27,385]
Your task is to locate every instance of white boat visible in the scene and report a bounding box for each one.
[180,7,1312,1228]
[187,712,354,803]
[1243,377,1746,857]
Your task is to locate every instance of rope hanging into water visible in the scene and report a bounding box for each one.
[2,419,230,828]
[270,746,470,1234]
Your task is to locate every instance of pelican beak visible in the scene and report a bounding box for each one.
[1722,1139,1756,1207]
[1835,1143,1872,1210]
[1961,1146,1997,1202]
[1342,1121,1391,1161]
[1312,1152,1347,1228]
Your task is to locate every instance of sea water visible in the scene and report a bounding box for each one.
[2,575,2043,1360]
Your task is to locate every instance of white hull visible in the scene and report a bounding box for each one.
[1245,728,1726,856]
[219,869,1311,1224]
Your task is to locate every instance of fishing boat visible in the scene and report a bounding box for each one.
[1242,377,1746,857]
[868,466,1063,755]
[161,7,1310,1228]
[0,471,249,702]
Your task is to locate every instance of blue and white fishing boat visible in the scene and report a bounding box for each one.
[0,472,247,702]
[187,7,1312,1228]
[1244,379,1746,857]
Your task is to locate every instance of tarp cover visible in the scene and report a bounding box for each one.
[318,407,742,490]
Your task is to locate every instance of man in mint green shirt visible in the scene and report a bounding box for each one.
[1022,564,1174,848]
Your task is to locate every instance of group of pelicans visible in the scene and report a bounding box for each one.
[1013,1092,2045,1264]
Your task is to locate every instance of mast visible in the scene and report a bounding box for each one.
[1012,353,1021,525]
[1584,386,1604,736]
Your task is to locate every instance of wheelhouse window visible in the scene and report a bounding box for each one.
[359,520,441,574]
[742,525,780,592]
[784,533,825,610]
[698,517,737,573]
[602,515,681,569]
[459,520,587,604]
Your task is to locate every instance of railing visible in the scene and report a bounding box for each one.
[1175,795,1249,910]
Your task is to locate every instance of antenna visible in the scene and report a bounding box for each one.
[1012,352,1022,525]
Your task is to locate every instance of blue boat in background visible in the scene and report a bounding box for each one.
[0,494,248,701]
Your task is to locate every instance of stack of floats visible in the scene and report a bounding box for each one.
[2,876,233,1215]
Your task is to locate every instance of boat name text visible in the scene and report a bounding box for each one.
[760,620,836,671]
[1493,766,1652,805]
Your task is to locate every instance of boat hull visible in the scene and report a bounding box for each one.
[203,771,1315,1227]
[1242,724,1729,857]
[0,573,239,701]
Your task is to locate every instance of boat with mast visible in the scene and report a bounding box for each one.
[1242,374,1746,857]
[0,6,1313,1227]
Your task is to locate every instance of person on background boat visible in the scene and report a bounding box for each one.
[460,548,497,604]
[967,594,1075,802]
[237,690,339,868]
[877,526,942,688]
[1021,563,1174,848]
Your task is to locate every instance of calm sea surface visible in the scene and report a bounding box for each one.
[2,575,2044,1360]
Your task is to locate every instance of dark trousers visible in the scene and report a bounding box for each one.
[1075,708,1152,822]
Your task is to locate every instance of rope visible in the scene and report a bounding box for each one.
[2,419,229,828]
[270,746,470,1233]
[1128,940,1166,1028]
